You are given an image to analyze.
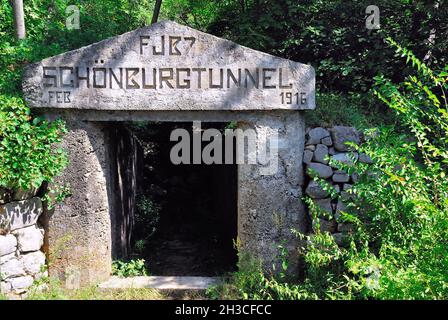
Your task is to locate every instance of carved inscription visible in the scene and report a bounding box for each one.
[39,34,308,106]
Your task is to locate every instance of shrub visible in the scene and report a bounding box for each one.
[0,95,67,191]
[304,92,395,129]
[214,40,448,300]
[112,259,149,278]
[297,39,448,299]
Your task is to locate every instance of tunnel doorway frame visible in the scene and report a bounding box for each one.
[41,110,306,287]
[110,120,239,276]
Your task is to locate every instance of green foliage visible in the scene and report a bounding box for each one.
[203,0,448,93]
[134,239,147,255]
[298,42,448,299]
[0,95,67,190]
[214,41,448,300]
[112,259,149,278]
[25,276,164,300]
[305,93,395,129]
[207,245,319,300]
[134,194,161,243]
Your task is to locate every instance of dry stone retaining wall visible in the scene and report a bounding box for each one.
[303,126,371,245]
[0,189,46,298]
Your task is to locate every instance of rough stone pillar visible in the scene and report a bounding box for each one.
[237,112,306,275]
[42,120,112,287]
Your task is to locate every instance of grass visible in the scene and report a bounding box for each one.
[18,277,207,300]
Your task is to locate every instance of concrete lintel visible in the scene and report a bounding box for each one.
[38,109,306,123]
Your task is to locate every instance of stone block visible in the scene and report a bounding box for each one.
[0,234,17,257]
[0,252,16,265]
[333,171,350,183]
[307,127,330,145]
[332,233,347,246]
[318,218,337,233]
[0,197,43,232]
[0,258,25,279]
[321,136,333,146]
[305,181,329,199]
[13,225,44,253]
[335,201,348,220]
[312,144,329,164]
[330,126,360,151]
[303,149,313,165]
[304,145,316,151]
[359,153,373,164]
[21,251,46,275]
[331,152,358,167]
[314,198,334,215]
[338,223,354,233]
[307,163,333,179]
[1,281,11,294]
[8,276,34,293]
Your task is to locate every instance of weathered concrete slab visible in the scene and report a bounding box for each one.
[42,121,112,287]
[23,20,315,111]
[238,112,307,273]
[99,276,220,290]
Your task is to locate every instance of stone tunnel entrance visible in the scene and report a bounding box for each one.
[22,20,315,286]
[110,122,238,276]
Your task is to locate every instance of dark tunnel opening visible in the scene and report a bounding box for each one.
[110,122,238,276]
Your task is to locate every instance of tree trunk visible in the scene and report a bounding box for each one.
[12,0,26,40]
[151,0,163,24]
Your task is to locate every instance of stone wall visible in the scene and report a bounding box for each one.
[303,126,371,245]
[0,189,46,298]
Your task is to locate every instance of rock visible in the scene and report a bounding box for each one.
[307,163,333,179]
[0,234,17,256]
[307,127,330,145]
[332,233,347,246]
[1,281,12,294]
[351,172,359,183]
[312,144,329,164]
[331,152,358,166]
[342,183,353,191]
[318,218,337,233]
[305,181,329,199]
[321,136,333,146]
[333,184,341,193]
[314,198,334,215]
[0,258,25,279]
[335,201,348,219]
[21,251,46,275]
[328,147,336,155]
[303,149,313,165]
[0,198,43,232]
[359,153,373,164]
[305,145,316,151]
[8,276,34,293]
[332,171,350,183]
[330,126,360,151]
[338,223,354,232]
[12,188,38,201]
[0,252,16,265]
[340,191,355,202]
[13,225,44,253]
